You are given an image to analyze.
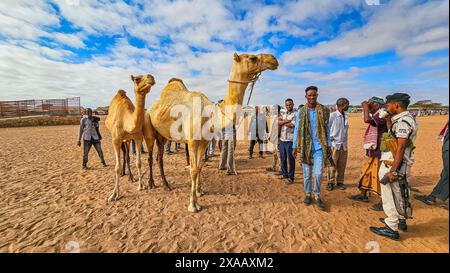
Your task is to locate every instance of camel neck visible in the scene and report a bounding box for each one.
[218,72,249,128]
[223,69,250,106]
[133,93,145,126]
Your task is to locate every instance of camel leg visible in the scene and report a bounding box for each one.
[125,141,134,182]
[196,141,209,198]
[187,141,202,213]
[108,140,122,202]
[120,142,127,177]
[157,138,171,191]
[135,137,146,191]
[144,137,156,189]
[185,143,190,166]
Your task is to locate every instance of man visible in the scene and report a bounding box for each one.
[248,106,268,159]
[370,93,418,241]
[131,139,146,155]
[293,86,331,211]
[207,131,219,158]
[350,97,388,209]
[327,98,350,191]
[77,108,107,170]
[278,99,297,183]
[206,100,225,160]
[164,141,180,155]
[266,104,282,175]
[415,122,448,208]
[218,123,237,175]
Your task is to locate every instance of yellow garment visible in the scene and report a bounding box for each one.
[358,156,381,195]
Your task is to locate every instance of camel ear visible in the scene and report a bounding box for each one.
[233,52,240,62]
[131,75,143,83]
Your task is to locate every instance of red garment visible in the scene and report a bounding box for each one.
[363,124,378,150]
[438,122,449,140]
[365,111,388,158]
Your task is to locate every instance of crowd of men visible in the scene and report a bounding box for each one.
[77,86,449,241]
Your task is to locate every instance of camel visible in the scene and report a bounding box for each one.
[142,112,171,191]
[118,119,170,190]
[146,53,278,212]
[105,74,155,202]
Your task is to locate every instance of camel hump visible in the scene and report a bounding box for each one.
[116,89,127,97]
[168,78,183,84]
[164,78,188,92]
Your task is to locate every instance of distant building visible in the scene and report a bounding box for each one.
[95,106,109,115]
[414,100,434,105]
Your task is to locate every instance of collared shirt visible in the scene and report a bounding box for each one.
[328,110,349,150]
[292,107,332,150]
[77,116,100,141]
[380,111,418,169]
[279,108,297,142]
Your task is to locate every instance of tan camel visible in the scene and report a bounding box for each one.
[147,53,278,212]
[105,74,155,202]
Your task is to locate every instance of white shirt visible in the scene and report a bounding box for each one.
[328,110,349,151]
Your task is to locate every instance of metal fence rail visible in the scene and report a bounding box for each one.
[0,97,81,118]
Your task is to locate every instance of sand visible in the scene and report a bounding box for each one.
[0,114,448,253]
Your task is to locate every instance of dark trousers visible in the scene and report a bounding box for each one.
[249,139,264,156]
[131,139,146,154]
[431,136,449,200]
[83,138,105,167]
[279,141,295,179]
[165,141,180,153]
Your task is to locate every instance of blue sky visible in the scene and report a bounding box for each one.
[0,0,448,108]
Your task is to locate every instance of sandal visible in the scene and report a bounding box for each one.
[414,194,436,205]
[349,194,369,203]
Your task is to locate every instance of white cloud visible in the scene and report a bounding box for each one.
[0,0,448,108]
[282,0,449,65]
[51,32,86,48]
[52,0,136,35]
[0,1,58,41]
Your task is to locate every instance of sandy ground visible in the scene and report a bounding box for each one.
[0,114,448,253]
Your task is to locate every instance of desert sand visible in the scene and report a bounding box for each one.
[0,114,448,253]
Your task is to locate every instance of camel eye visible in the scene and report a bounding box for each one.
[249,56,258,62]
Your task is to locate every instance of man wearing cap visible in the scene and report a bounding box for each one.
[370,93,418,240]
[350,96,388,209]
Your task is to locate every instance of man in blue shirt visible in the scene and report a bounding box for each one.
[293,86,332,211]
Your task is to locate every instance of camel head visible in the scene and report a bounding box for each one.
[131,74,156,95]
[231,52,279,80]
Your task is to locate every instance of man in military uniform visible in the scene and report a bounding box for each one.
[370,93,418,241]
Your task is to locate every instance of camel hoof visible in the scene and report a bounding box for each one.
[108,194,121,202]
[148,181,156,189]
[188,203,201,213]
[164,185,172,192]
[138,184,148,191]
[120,173,126,177]
[196,191,204,198]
